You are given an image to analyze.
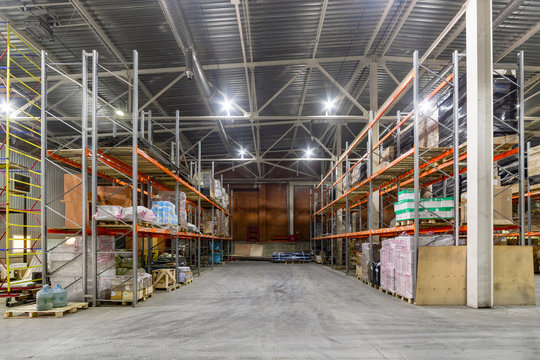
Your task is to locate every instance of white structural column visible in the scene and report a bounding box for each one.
[288,183,294,236]
[466,0,494,308]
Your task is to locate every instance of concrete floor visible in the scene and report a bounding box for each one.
[2,262,540,359]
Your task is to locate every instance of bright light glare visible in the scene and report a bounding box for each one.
[305,147,313,159]
[115,109,125,116]
[239,147,246,158]
[221,97,232,113]
[419,100,434,114]
[0,101,12,114]
[323,98,336,111]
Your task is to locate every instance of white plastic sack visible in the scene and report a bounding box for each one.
[94,205,123,221]
[120,206,156,223]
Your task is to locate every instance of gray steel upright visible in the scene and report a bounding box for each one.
[396,111,401,195]
[40,50,48,287]
[211,161,215,270]
[175,110,180,279]
[452,50,460,246]
[330,167,334,268]
[148,110,152,145]
[367,112,373,278]
[345,142,350,276]
[131,50,139,306]
[518,51,525,245]
[412,50,420,298]
[527,142,532,245]
[230,188,234,261]
[197,142,201,277]
[309,189,313,255]
[81,51,89,296]
[91,49,99,307]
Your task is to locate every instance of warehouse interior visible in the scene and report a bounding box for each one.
[1,0,540,358]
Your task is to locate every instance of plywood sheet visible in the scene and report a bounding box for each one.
[294,186,311,240]
[234,243,252,257]
[494,246,536,306]
[97,186,132,207]
[249,244,264,257]
[64,174,86,227]
[416,246,467,305]
[233,243,264,257]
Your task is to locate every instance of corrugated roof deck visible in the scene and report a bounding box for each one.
[0,0,538,179]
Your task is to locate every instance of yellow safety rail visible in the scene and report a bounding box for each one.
[1,23,42,293]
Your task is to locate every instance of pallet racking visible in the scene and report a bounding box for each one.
[39,49,232,306]
[310,49,533,301]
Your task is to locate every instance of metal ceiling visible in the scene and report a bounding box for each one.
[0,0,539,182]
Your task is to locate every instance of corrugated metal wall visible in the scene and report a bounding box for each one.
[0,147,66,263]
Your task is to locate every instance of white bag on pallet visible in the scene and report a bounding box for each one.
[120,206,156,222]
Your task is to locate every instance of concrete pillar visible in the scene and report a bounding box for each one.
[370,61,380,236]
[466,0,493,308]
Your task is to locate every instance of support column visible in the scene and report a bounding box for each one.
[466,0,493,308]
[288,183,294,236]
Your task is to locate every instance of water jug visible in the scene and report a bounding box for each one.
[36,285,53,311]
[52,284,67,307]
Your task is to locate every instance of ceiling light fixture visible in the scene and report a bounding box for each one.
[239,147,246,159]
[115,109,125,116]
[323,98,336,111]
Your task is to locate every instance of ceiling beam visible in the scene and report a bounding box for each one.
[495,22,540,62]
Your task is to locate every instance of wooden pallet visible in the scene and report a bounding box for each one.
[393,292,414,304]
[379,287,394,296]
[156,283,180,292]
[4,302,88,319]
[180,278,193,285]
[97,220,153,227]
[420,218,454,225]
[397,220,414,226]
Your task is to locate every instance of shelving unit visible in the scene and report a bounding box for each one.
[310,49,529,302]
[39,49,232,306]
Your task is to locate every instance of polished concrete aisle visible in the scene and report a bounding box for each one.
[2,262,540,359]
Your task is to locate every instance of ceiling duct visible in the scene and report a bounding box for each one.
[158,0,230,147]
[158,0,212,98]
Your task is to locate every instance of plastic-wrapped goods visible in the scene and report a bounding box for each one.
[397,189,415,202]
[437,74,517,147]
[95,205,123,221]
[36,285,53,311]
[49,236,116,301]
[120,206,156,223]
[151,201,176,227]
[157,191,187,210]
[52,284,68,307]
[179,208,188,229]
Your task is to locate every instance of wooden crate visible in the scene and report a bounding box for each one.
[152,268,179,292]
[4,302,88,319]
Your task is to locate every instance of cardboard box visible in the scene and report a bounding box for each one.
[529,145,540,177]
[461,185,513,225]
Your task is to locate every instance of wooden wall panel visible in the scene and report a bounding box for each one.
[233,187,259,242]
[265,184,288,242]
[294,186,311,240]
[232,184,289,242]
